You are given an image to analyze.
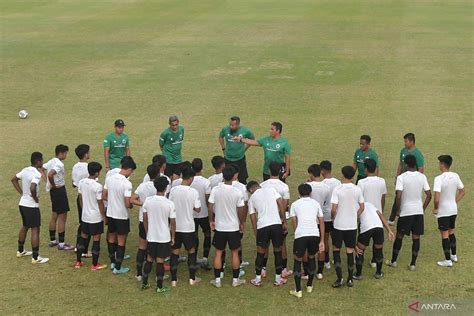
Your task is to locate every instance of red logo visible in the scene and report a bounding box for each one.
[408,301,421,313]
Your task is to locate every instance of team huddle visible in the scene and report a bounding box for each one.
[12,116,466,297]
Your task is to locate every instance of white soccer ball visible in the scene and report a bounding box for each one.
[19,110,28,119]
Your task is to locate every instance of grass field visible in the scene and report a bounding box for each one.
[1,0,473,314]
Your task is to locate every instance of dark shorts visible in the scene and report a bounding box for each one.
[107,217,130,235]
[293,236,320,258]
[212,231,241,251]
[194,217,211,234]
[262,163,290,183]
[331,229,357,248]
[324,221,334,233]
[438,215,456,231]
[81,221,104,236]
[148,242,171,259]
[76,195,83,224]
[139,221,146,240]
[172,232,196,250]
[50,186,70,213]
[164,163,182,178]
[225,156,248,184]
[397,215,424,236]
[257,224,283,248]
[19,205,41,228]
[358,227,384,246]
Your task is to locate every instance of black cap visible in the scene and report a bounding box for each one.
[114,119,126,127]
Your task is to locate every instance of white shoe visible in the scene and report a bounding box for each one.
[17,250,32,258]
[370,262,377,268]
[189,277,202,285]
[385,260,397,268]
[135,275,142,282]
[210,279,221,288]
[324,262,331,269]
[240,261,250,268]
[232,279,246,287]
[388,220,395,226]
[171,281,178,287]
[32,256,49,264]
[437,259,453,267]
[316,273,323,280]
[196,258,204,264]
[450,255,458,263]
[178,256,187,263]
[408,264,416,272]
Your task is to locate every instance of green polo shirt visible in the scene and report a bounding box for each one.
[353,148,379,177]
[159,126,184,164]
[219,125,255,161]
[103,132,129,169]
[400,147,424,172]
[257,136,291,175]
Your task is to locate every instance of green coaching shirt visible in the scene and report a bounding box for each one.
[159,126,184,164]
[353,148,379,177]
[257,136,291,175]
[103,132,129,169]
[400,147,424,172]
[219,126,255,161]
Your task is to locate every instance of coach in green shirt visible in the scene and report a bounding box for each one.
[103,119,131,170]
[160,115,184,177]
[218,116,255,184]
[352,134,379,183]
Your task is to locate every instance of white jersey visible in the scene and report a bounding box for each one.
[331,183,364,230]
[78,178,103,224]
[290,197,323,239]
[232,180,249,202]
[143,173,171,194]
[208,173,223,188]
[104,173,132,220]
[191,176,211,218]
[169,185,200,233]
[306,181,330,221]
[72,162,88,188]
[322,177,341,222]
[209,183,245,232]
[359,202,383,234]
[143,195,176,243]
[105,168,121,180]
[16,166,42,208]
[248,187,282,230]
[261,178,290,200]
[134,181,157,222]
[396,171,430,217]
[433,172,464,218]
[171,178,183,189]
[357,176,387,211]
[43,157,65,191]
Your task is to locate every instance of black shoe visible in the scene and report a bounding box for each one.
[374,272,384,279]
[353,273,363,280]
[347,279,354,287]
[332,279,345,288]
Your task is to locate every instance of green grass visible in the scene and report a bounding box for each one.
[1,0,473,314]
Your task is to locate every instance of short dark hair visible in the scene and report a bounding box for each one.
[269,161,281,177]
[438,155,453,167]
[298,183,312,196]
[55,144,69,155]
[147,164,160,180]
[120,156,134,165]
[246,181,259,192]
[404,155,417,169]
[191,158,203,173]
[320,160,332,171]
[88,162,102,176]
[404,133,415,143]
[211,156,225,170]
[181,166,196,180]
[360,135,371,144]
[151,154,166,165]
[121,156,137,170]
[230,116,240,124]
[342,166,356,179]
[307,164,321,177]
[30,152,43,165]
[364,159,377,173]
[223,165,236,181]
[154,176,169,193]
[75,144,90,160]
[271,122,283,133]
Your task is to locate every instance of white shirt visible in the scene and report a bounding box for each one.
[171,178,183,189]
[106,168,121,180]
[359,202,383,234]
[208,173,223,188]
[232,181,249,202]
[290,197,323,239]
[396,171,430,217]
[43,157,65,191]
[261,178,290,200]
[209,183,245,232]
[169,185,200,233]
[16,166,41,208]
[433,171,464,218]
[135,181,157,222]
[191,176,212,218]
[357,176,387,211]
[248,187,282,229]
[322,177,341,221]
[331,183,364,230]
[72,162,88,188]
[104,173,132,220]
[143,173,171,194]
[306,181,330,221]
[78,178,103,224]
[143,195,176,243]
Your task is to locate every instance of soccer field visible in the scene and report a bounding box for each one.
[1,0,473,314]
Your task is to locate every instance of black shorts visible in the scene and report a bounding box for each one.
[438,215,456,231]
[324,221,333,233]
[256,224,283,248]
[225,157,248,184]
[19,206,41,228]
[107,217,130,235]
[81,221,104,236]
[194,217,211,234]
[50,186,70,213]
[331,229,357,248]
[172,232,196,250]
[262,163,290,183]
[397,215,424,236]
[358,227,384,246]
[138,221,146,240]
[148,242,171,259]
[164,163,182,178]
[293,236,320,258]
[212,231,241,251]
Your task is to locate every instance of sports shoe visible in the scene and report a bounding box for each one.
[385,260,397,268]
[91,263,107,271]
[239,269,246,278]
[437,259,453,267]
[48,240,59,247]
[141,283,150,290]
[110,263,116,270]
[178,256,187,263]
[135,275,142,281]
[408,264,416,272]
[352,273,363,280]
[240,261,250,268]
[374,272,384,279]
[332,279,344,288]
[32,256,49,264]
[232,279,246,287]
[347,279,354,287]
[156,286,170,294]
[306,286,313,293]
[370,262,377,268]
[301,272,309,280]
[171,280,178,287]
[273,278,288,286]
[82,252,92,258]
[324,262,331,269]
[282,268,293,278]
[261,268,267,278]
[17,250,32,258]
[112,267,130,274]
[74,261,83,269]
[210,279,222,288]
[58,243,74,251]
[124,254,131,260]
[316,273,323,280]
[388,220,395,226]
[289,290,302,298]
[189,277,202,286]
[250,278,262,287]
[450,255,458,263]
[196,258,204,264]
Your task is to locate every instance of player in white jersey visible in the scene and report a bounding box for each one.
[433,155,465,267]
[208,156,225,189]
[386,155,431,271]
[75,162,107,270]
[142,155,171,195]
[11,152,49,264]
